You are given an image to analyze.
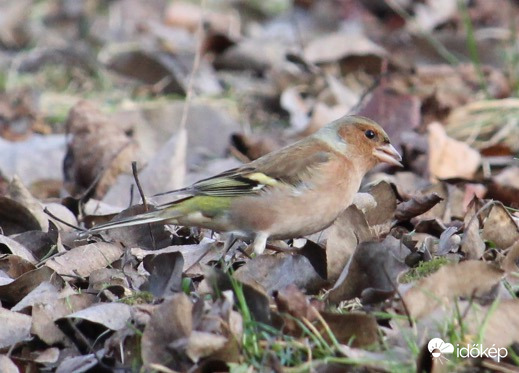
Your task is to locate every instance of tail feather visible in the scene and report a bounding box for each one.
[87,204,184,234]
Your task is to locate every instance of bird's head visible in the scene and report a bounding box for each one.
[317,115,403,171]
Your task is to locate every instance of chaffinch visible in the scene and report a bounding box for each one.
[88,115,402,254]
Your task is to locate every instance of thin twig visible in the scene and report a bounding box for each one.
[168,0,207,191]
[131,161,156,250]
[131,161,147,209]
[382,266,414,327]
[44,207,86,232]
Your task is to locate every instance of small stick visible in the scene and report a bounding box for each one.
[382,266,414,328]
[44,207,86,232]
[132,161,147,209]
[131,161,156,250]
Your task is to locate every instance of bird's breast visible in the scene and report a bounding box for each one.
[229,159,361,239]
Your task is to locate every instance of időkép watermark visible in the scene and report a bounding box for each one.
[428,338,508,364]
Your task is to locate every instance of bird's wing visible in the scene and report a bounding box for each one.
[188,140,332,197]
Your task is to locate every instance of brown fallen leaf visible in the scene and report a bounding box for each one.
[502,241,519,278]
[325,205,375,283]
[363,181,398,226]
[143,251,184,298]
[0,235,37,264]
[57,302,132,331]
[12,281,60,312]
[475,299,519,348]
[428,122,481,180]
[33,347,60,365]
[0,266,63,305]
[184,331,228,363]
[395,193,443,221]
[130,237,219,277]
[141,293,193,370]
[7,175,49,231]
[481,203,519,249]
[402,261,504,319]
[164,1,240,36]
[205,266,271,325]
[31,293,96,345]
[303,31,386,65]
[0,255,35,278]
[63,100,139,199]
[273,284,320,335]
[55,302,132,353]
[45,242,124,278]
[195,293,243,363]
[0,355,19,373]
[55,353,98,373]
[12,221,64,261]
[320,312,380,348]
[234,252,326,294]
[460,198,486,260]
[0,196,42,236]
[0,307,31,349]
[328,235,410,304]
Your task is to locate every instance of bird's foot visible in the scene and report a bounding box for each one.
[265,243,301,254]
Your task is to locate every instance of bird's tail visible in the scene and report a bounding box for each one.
[86,197,191,234]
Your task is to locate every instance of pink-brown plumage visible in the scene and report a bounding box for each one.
[88,115,402,254]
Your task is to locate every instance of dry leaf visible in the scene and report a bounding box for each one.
[45,242,124,278]
[57,302,132,331]
[234,252,326,294]
[0,266,63,305]
[0,197,42,236]
[63,100,139,199]
[0,308,31,349]
[328,235,410,304]
[0,235,37,264]
[403,261,504,319]
[141,293,193,369]
[428,122,481,180]
[143,252,184,298]
[502,241,519,276]
[395,193,443,221]
[325,205,374,283]
[460,198,485,259]
[320,312,379,348]
[304,31,386,64]
[185,331,227,363]
[477,299,519,348]
[0,355,19,373]
[481,203,519,249]
[31,293,96,345]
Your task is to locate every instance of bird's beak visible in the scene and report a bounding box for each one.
[373,143,403,167]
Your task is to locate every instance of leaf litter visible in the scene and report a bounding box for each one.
[1,0,519,372]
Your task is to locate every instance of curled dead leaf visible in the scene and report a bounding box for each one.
[428,122,481,180]
[402,261,504,319]
[395,193,443,221]
[481,203,519,249]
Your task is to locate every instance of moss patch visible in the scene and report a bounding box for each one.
[400,257,451,283]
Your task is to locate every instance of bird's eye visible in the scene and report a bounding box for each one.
[365,130,376,139]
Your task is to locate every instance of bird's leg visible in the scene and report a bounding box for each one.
[250,232,269,255]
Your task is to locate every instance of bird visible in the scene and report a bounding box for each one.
[87,115,402,255]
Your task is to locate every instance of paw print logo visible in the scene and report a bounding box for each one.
[428,338,454,364]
